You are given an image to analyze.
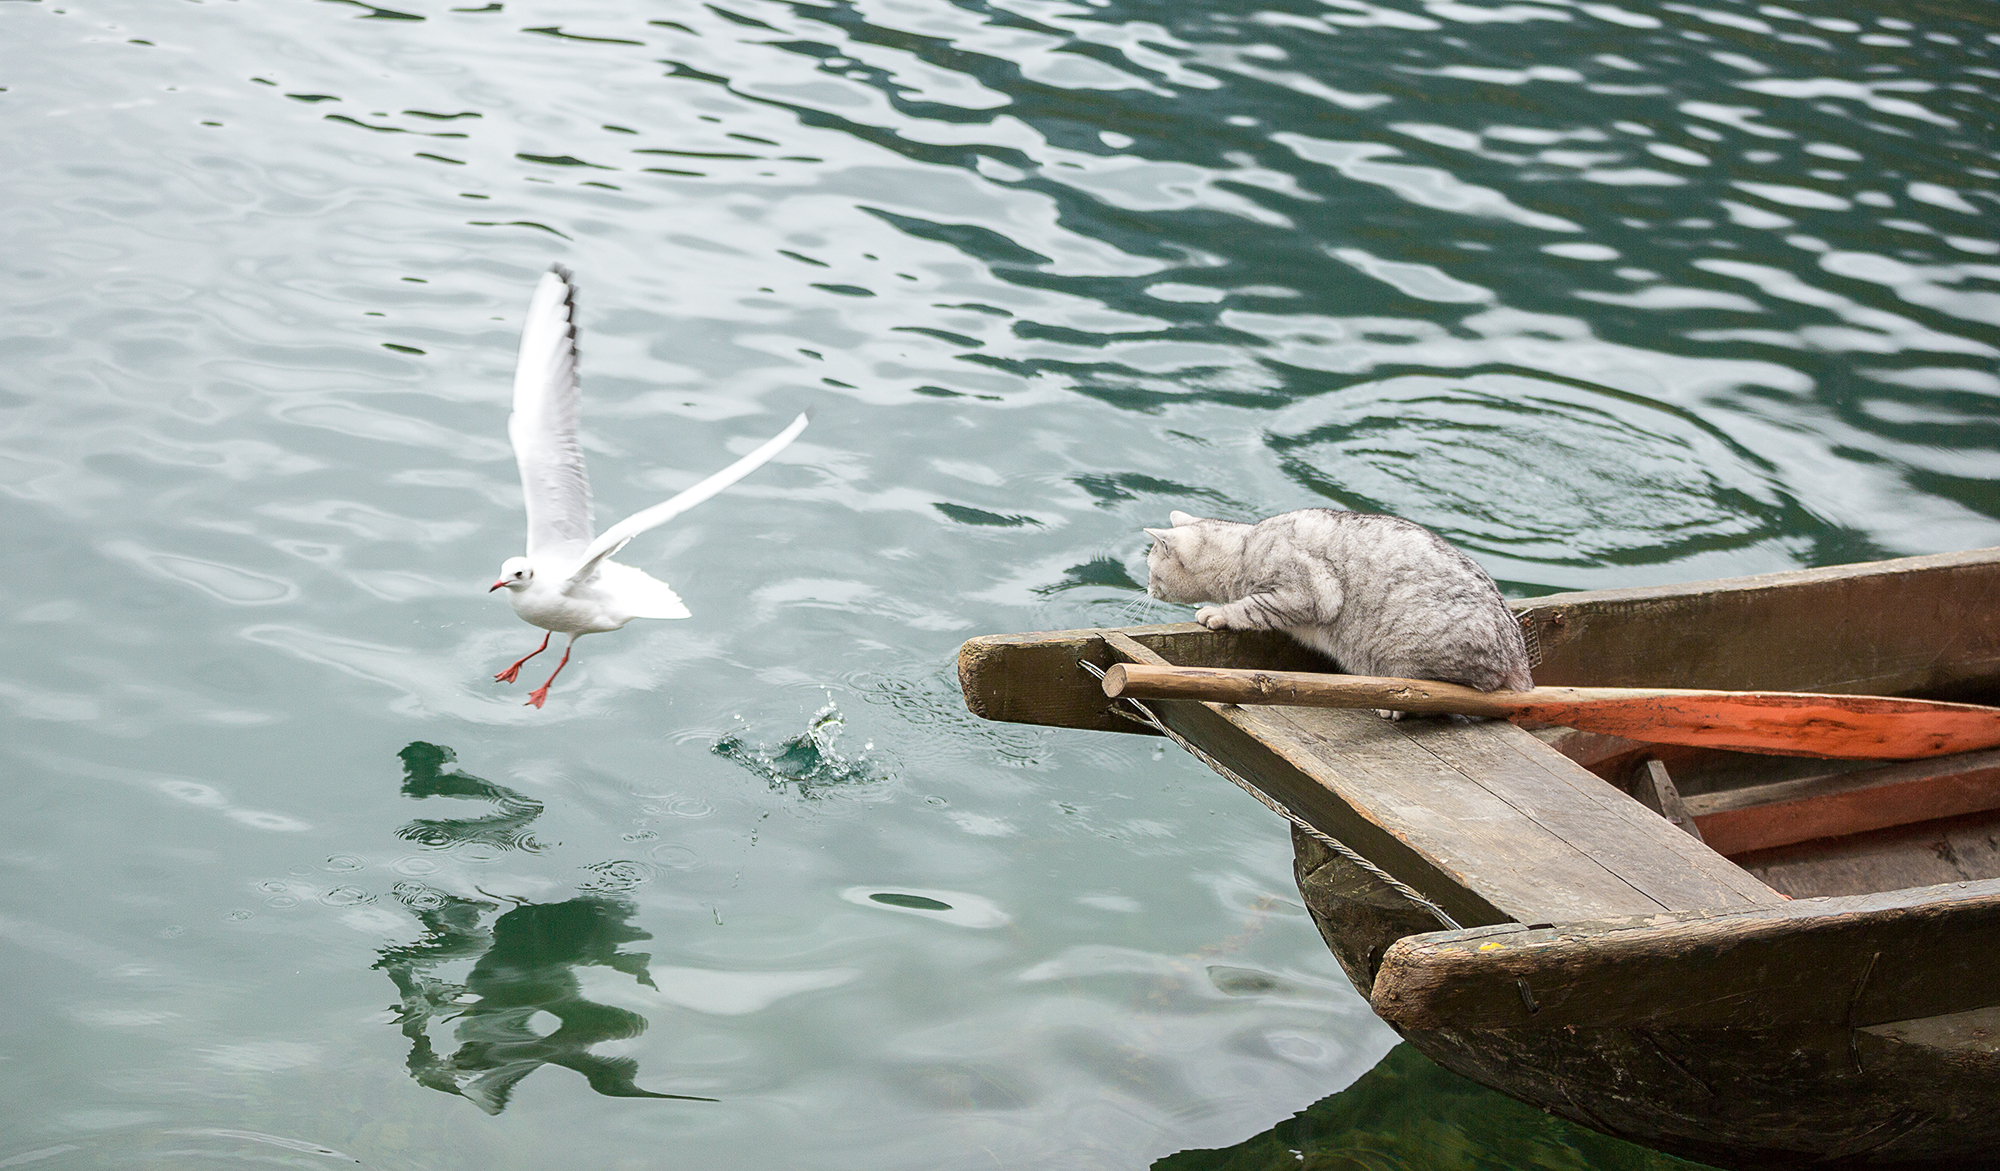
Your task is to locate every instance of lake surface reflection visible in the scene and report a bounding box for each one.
[2,0,1993,1166]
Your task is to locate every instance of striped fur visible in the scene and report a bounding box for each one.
[1144,509,1532,693]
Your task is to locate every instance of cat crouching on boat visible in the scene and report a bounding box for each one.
[1143,509,1532,705]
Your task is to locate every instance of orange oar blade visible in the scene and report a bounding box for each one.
[1514,693,2000,760]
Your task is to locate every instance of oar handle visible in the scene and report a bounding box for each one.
[1101,662,1520,718]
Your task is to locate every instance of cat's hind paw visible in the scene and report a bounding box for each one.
[1374,708,1406,721]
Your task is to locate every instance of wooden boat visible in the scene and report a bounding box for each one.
[957,547,2000,1169]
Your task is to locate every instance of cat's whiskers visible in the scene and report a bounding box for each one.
[1117,590,1172,627]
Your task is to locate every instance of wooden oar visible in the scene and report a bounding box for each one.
[1098,663,2000,760]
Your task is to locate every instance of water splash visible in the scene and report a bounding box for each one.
[712,702,888,798]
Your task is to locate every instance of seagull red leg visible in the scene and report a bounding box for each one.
[495,632,551,684]
[525,640,574,708]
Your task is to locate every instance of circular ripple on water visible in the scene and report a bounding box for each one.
[399,825,454,850]
[580,859,655,892]
[1265,374,1796,568]
[647,844,700,870]
[666,797,715,819]
[392,881,448,912]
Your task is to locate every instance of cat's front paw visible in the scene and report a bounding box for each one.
[1195,606,1233,631]
[1374,708,1406,721]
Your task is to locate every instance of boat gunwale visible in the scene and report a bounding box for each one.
[1369,875,2000,1032]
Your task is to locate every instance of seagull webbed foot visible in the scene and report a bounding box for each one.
[522,641,574,710]
[495,633,552,685]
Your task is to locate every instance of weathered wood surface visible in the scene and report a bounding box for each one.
[1100,661,1525,716]
[1400,1020,2000,1169]
[1090,634,1778,930]
[958,549,2000,747]
[1519,545,2000,697]
[1862,1003,2000,1055]
[1300,824,2000,1168]
[1734,808,2000,899]
[961,552,2000,1167]
[1369,877,2000,1031]
[1685,748,2000,856]
[1290,823,1447,994]
[1101,661,2000,759]
[957,623,1333,737]
[1630,759,1703,842]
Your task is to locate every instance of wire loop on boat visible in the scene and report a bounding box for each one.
[1079,658,1462,931]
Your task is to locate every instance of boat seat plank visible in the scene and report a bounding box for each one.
[1099,634,1780,926]
[1733,809,2000,899]
[1684,748,2000,856]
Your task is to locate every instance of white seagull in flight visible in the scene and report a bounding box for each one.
[490,265,809,707]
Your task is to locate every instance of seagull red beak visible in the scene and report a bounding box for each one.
[489,580,507,592]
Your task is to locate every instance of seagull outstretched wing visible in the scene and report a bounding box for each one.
[562,412,810,593]
[509,266,594,561]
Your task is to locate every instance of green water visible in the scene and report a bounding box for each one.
[1,0,1992,1166]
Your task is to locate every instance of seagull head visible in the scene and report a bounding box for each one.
[490,557,534,593]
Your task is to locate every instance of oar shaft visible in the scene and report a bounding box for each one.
[1097,662,2000,760]
[1101,663,1521,717]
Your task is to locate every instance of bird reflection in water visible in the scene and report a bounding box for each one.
[374,743,713,1112]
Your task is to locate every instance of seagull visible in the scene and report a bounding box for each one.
[489,265,809,707]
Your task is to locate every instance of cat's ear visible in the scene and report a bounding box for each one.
[1168,509,1200,527]
[1142,527,1171,542]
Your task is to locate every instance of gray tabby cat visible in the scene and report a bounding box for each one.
[1144,509,1532,695]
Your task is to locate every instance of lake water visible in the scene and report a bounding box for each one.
[2,0,1993,1167]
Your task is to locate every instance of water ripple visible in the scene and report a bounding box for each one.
[5,0,1997,1165]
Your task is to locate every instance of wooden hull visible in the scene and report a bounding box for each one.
[960,547,2000,1167]
[1295,547,2000,1167]
[1295,827,2000,1168]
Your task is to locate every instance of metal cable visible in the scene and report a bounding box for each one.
[1081,658,1462,931]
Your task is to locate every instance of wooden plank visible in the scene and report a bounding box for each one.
[1685,749,2000,855]
[1733,809,2000,899]
[1516,546,2000,697]
[956,623,1334,736]
[1631,759,1704,843]
[1370,877,2000,1031]
[957,548,2000,738]
[959,550,2000,740]
[1115,688,1511,928]
[1098,639,1778,927]
[1101,630,1171,668]
[1531,727,1651,773]
[1860,1004,2000,1054]
[1395,722,1774,908]
[1242,707,1671,925]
